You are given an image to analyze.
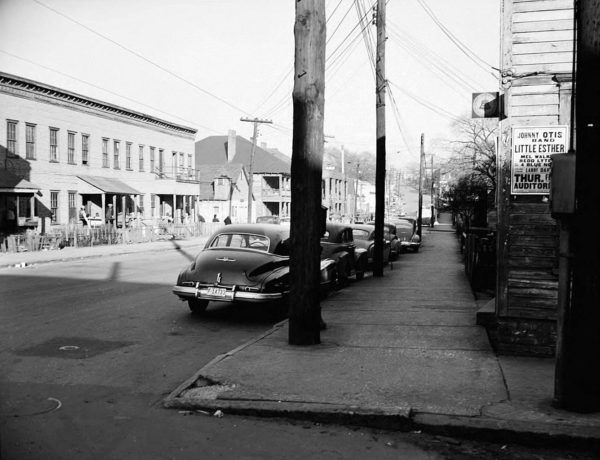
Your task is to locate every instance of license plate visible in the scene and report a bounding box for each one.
[207,287,227,297]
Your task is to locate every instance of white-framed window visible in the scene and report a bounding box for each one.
[102,138,109,167]
[7,120,17,157]
[50,190,59,223]
[49,127,59,162]
[26,123,36,160]
[82,134,89,165]
[67,131,76,164]
[126,142,132,170]
[113,140,120,169]
[139,145,144,171]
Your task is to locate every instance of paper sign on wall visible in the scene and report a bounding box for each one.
[511,126,569,195]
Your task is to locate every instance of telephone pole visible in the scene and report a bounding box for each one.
[554,0,600,412]
[240,117,272,223]
[373,0,387,277]
[417,133,425,238]
[288,0,326,345]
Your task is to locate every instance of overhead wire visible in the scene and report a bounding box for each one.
[30,0,254,117]
[262,1,374,121]
[387,23,479,94]
[0,48,220,134]
[414,0,499,81]
[388,80,464,123]
[258,0,365,119]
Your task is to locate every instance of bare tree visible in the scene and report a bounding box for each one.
[449,118,498,193]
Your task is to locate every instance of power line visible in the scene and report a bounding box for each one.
[414,0,499,81]
[388,80,464,123]
[387,23,480,94]
[0,48,220,134]
[30,0,253,116]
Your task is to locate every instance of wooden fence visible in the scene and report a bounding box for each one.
[0,221,223,253]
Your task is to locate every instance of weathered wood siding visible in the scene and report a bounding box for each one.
[498,0,573,322]
[508,0,573,125]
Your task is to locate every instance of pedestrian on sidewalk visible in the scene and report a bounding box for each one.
[106,203,115,227]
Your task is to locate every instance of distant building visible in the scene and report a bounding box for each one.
[197,163,250,224]
[0,72,199,233]
[196,130,292,221]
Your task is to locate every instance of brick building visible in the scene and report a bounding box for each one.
[0,72,199,234]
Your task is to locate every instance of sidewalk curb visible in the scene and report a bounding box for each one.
[162,322,600,451]
[0,240,206,269]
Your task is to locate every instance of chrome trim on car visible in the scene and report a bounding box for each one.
[172,285,286,302]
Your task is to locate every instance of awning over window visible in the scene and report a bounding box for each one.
[78,175,140,195]
[0,169,40,193]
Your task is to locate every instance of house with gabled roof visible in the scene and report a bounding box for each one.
[196,163,250,224]
[195,130,291,220]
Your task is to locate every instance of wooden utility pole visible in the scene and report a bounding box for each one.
[289,0,326,345]
[554,0,600,412]
[373,0,386,277]
[241,117,272,223]
[417,133,425,238]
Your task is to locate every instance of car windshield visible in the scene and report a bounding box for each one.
[209,233,271,252]
[352,229,370,241]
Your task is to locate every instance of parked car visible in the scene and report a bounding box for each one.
[350,223,391,267]
[367,222,401,260]
[172,223,336,314]
[256,215,281,224]
[394,219,421,252]
[321,222,368,287]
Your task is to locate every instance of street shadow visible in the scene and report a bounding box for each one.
[169,239,195,262]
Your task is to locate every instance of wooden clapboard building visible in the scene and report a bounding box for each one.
[492,0,574,355]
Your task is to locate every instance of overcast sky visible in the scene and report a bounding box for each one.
[0,0,499,168]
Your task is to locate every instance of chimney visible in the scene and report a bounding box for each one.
[260,142,267,150]
[227,129,236,163]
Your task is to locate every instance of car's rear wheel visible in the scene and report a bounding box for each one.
[188,298,209,314]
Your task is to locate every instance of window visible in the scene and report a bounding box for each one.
[126,142,132,170]
[26,124,36,160]
[50,191,59,223]
[68,191,77,221]
[150,146,155,172]
[113,140,120,169]
[68,131,76,164]
[82,134,89,165]
[7,120,17,156]
[178,152,184,176]
[102,138,109,167]
[151,194,156,217]
[138,145,144,171]
[49,127,59,162]
[158,149,164,173]
[188,153,192,177]
[138,194,144,215]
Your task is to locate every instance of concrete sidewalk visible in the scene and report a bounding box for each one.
[163,218,600,448]
[0,235,209,269]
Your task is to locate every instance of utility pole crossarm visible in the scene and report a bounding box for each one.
[240,117,273,224]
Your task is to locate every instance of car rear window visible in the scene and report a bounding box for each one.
[352,229,370,241]
[209,233,270,251]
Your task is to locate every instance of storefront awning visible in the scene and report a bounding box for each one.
[0,169,40,193]
[78,175,140,195]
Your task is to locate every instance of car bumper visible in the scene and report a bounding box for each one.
[400,241,420,250]
[172,285,287,303]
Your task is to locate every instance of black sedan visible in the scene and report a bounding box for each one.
[394,219,421,252]
[350,223,392,267]
[173,224,336,313]
[321,223,368,287]
[367,221,401,260]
